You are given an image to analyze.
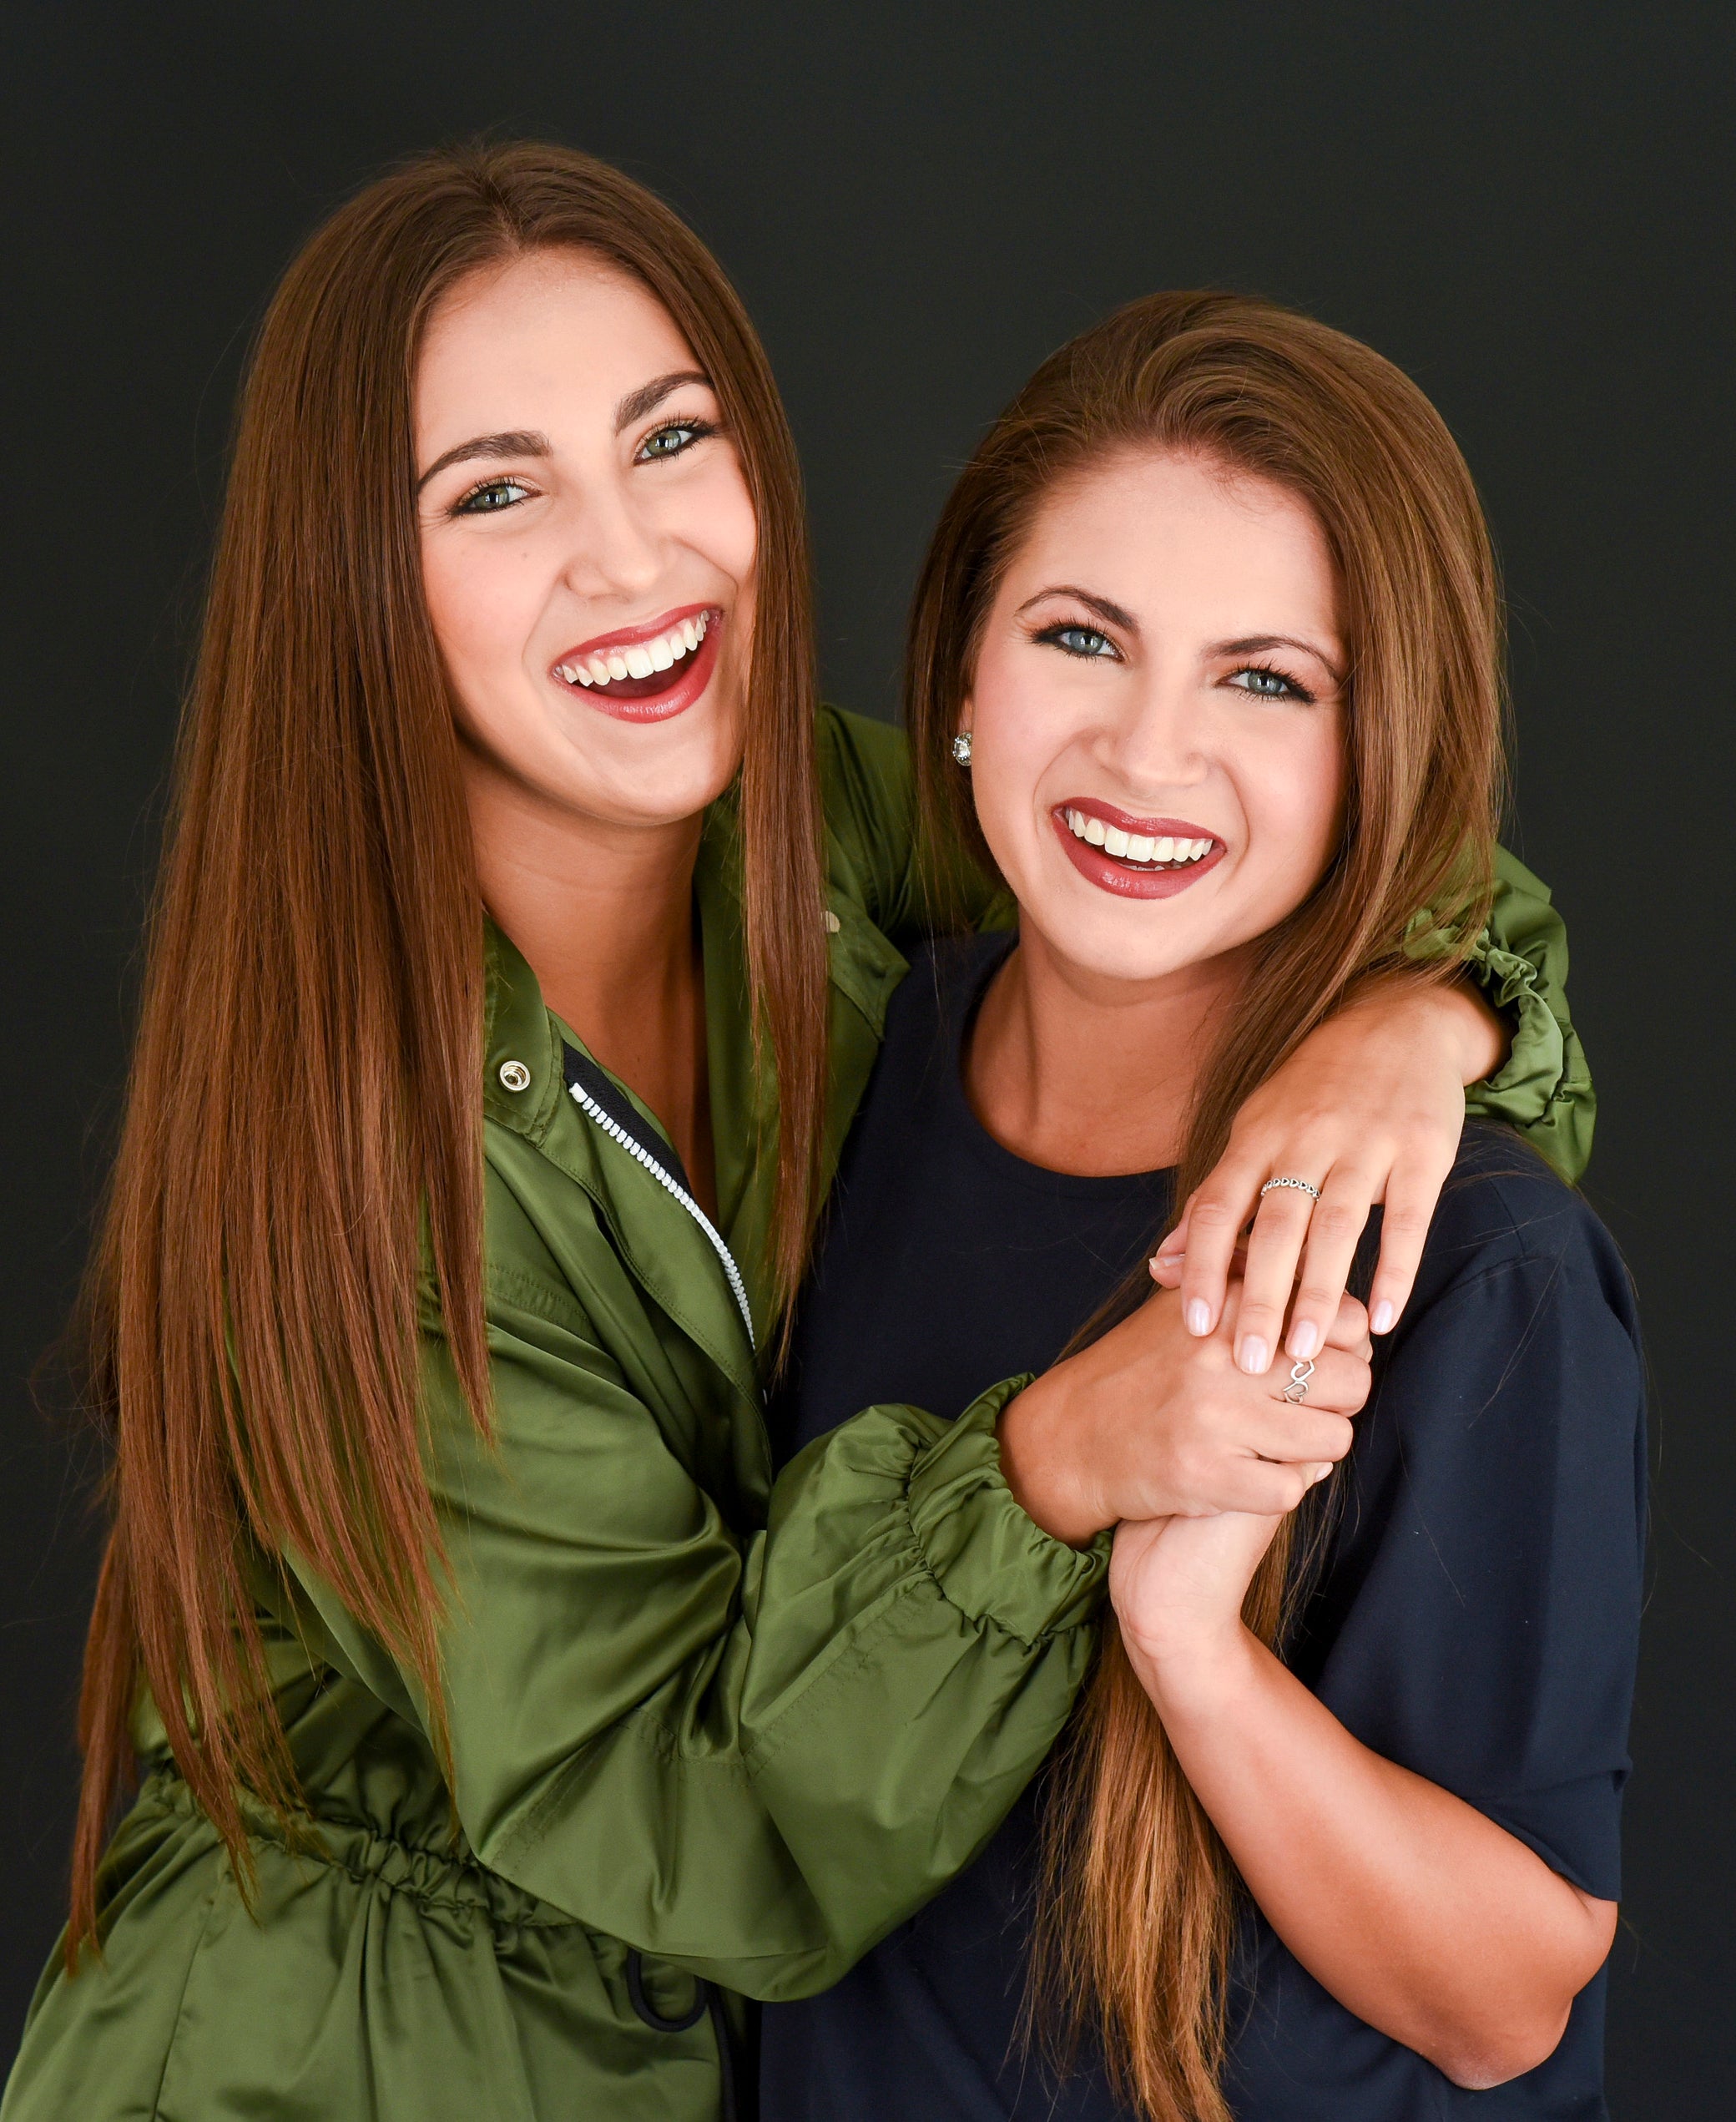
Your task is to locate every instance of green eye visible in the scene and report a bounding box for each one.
[638,420,712,462]
[454,477,532,515]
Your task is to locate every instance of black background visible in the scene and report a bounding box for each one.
[4,3,1732,2109]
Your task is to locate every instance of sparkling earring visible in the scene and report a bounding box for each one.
[951,732,973,765]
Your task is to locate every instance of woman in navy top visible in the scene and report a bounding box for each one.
[762,291,1642,2121]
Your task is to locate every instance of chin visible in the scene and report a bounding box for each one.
[571,699,745,826]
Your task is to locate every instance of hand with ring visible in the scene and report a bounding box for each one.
[997,1283,1374,1544]
[1146,976,1506,1373]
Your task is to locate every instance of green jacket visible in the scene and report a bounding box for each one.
[4,710,1591,2122]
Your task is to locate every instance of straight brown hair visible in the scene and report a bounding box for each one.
[906,291,1505,2119]
[68,140,829,1959]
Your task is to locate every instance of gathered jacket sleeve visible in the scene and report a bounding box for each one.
[815,706,1596,1183]
[285,1173,1097,1998]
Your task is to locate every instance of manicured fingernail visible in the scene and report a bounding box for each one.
[1287,1319,1320,1362]
[1153,1249,1183,1270]
[1370,1301,1395,1335]
[1312,1463,1335,1485]
[1185,1299,1212,1336]
[1238,1336,1269,1375]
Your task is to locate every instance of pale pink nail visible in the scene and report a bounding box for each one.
[1238,1336,1269,1375]
[1370,1300,1396,1335]
[1287,1318,1320,1362]
[1185,1299,1212,1336]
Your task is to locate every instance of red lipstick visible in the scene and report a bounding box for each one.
[1051,798,1226,901]
[549,602,722,725]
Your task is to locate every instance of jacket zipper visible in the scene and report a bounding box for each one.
[567,1081,757,1351]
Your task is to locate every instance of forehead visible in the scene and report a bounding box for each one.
[415,249,696,444]
[1012,450,1340,631]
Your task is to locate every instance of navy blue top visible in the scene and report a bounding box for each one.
[761,934,1645,2122]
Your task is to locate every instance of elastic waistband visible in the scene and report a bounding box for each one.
[135,1769,580,1933]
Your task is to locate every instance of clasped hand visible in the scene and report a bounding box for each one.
[998,1281,1372,1551]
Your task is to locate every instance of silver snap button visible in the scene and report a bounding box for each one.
[497,1060,531,1094]
[823,909,840,934]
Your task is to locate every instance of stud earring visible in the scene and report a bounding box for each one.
[951,731,973,765]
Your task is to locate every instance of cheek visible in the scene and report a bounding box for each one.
[1245,716,1348,888]
[421,536,539,700]
[678,458,760,614]
[963,645,1061,875]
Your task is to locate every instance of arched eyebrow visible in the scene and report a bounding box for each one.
[613,368,711,432]
[416,429,551,492]
[1213,633,1347,686]
[1016,586,1138,631]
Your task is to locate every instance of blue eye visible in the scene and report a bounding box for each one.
[638,419,714,462]
[1229,664,1310,702]
[1044,624,1118,660]
[453,477,533,515]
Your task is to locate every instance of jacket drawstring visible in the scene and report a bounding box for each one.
[625,1949,739,2122]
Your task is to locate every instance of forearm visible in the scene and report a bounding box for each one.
[1129,1623,1613,2088]
[421,1357,1103,1995]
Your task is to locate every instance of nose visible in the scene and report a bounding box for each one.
[555,477,664,605]
[1102,669,1210,794]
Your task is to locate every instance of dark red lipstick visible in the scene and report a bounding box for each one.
[1051,798,1226,901]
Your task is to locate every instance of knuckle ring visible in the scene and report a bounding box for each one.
[1260,1175,1323,1205]
[1282,1359,1315,1403]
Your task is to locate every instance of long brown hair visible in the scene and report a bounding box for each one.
[906,291,1505,2118]
[68,140,828,1959]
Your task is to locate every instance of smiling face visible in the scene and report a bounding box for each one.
[964,450,1349,992]
[416,248,758,831]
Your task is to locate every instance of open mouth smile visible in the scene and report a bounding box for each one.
[551,604,721,723]
[1052,800,1226,900]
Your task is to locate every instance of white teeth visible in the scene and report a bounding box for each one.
[1063,811,1216,864]
[558,614,712,691]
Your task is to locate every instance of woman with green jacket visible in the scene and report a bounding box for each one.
[3,143,1590,2122]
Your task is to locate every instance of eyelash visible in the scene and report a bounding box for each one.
[1033,623,1316,704]
[451,475,534,516]
[636,415,719,462]
[1033,621,1118,660]
[1230,661,1316,705]
[447,417,720,517]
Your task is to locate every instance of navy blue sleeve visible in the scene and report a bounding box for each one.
[1294,1149,1646,1902]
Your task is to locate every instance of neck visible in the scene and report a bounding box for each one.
[966,925,1251,1176]
[466,750,715,1214]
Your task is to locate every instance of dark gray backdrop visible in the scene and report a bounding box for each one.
[5,3,1732,2110]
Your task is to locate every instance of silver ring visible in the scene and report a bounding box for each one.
[1282,1359,1315,1403]
[1260,1175,1322,1204]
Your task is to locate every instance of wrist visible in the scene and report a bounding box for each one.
[997,1371,1108,1549]
[1122,1613,1262,1715]
[1438,975,1506,1087]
